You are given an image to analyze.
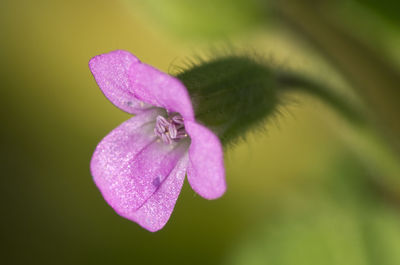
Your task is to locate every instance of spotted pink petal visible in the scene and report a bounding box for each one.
[128,154,189,232]
[91,108,189,217]
[129,63,195,121]
[185,121,226,199]
[89,50,152,114]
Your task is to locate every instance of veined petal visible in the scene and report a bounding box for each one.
[89,50,152,114]
[129,63,195,121]
[128,153,189,232]
[91,108,189,217]
[185,121,226,199]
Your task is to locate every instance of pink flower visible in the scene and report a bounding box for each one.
[89,50,226,232]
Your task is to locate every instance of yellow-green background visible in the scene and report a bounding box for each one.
[1,1,399,264]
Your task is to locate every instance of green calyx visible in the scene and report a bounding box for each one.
[177,56,279,146]
[176,55,366,147]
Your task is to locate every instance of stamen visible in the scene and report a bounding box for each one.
[172,115,184,125]
[168,124,178,139]
[154,113,187,144]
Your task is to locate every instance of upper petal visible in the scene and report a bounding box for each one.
[185,121,226,199]
[127,153,189,232]
[91,109,189,216]
[129,62,195,121]
[89,50,152,114]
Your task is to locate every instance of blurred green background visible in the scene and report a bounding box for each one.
[1,0,399,264]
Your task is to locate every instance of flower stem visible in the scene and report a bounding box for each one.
[178,55,368,147]
[276,72,367,126]
[274,0,400,150]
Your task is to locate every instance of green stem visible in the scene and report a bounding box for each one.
[276,72,367,126]
[274,0,400,150]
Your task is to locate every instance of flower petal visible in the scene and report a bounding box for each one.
[185,121,226,199]
[89,50,152,114]
[128,153,189,232]
[129,62,195,120]
[91,109,189,217]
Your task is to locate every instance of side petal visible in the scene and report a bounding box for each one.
[128,153,189,232]
[91,108,188,216]
[129,63,195,121]
[185,121,226,199]
[89,50,152,114]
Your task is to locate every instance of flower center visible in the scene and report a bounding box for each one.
[154,113,187,144]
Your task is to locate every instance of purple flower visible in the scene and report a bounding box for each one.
[89,50,226,232]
